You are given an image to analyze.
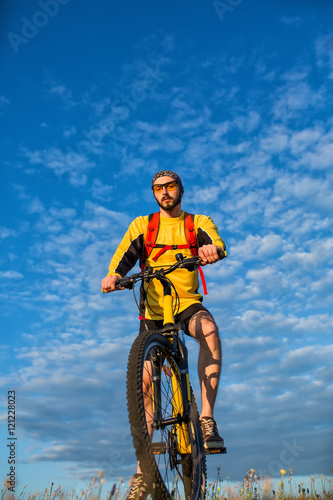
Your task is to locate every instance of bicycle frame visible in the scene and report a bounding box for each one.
[115,250,226,464]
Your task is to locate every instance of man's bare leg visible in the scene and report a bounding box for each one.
[188,311,221,418]
[137,360,154,474]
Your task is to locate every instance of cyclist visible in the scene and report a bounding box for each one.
[101,170,226,499]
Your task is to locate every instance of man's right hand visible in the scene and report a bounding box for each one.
[101,274,122,293]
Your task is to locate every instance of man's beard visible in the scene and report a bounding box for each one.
[155,191,182,211]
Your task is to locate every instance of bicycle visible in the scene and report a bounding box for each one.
[114,252,226,500]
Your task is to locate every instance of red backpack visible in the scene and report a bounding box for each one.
[141,212,207,295]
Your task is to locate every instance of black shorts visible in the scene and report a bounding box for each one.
[139,303,211,336]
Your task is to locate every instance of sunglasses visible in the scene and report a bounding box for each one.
[152,181,179,193]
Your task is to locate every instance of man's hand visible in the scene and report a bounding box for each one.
[198,245,224,265]
[101,274,122,293]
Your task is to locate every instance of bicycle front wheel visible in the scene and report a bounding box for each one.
[126,330,206,500]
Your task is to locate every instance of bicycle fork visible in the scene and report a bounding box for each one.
[150,344,192,456]
[150,276,193,454]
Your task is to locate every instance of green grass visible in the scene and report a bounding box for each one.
[204,468,333,500]
[2,469,332,500]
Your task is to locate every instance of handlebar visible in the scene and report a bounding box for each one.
[114,249,225,291]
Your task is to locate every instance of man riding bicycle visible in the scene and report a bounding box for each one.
[101,170,226,499]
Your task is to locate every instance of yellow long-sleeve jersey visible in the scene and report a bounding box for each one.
[108,211,226,320]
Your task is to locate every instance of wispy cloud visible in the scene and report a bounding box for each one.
[43,72,78,108]
[316,33,333,79]
[21,146,95,186]
[279,16,304,27]
[0,270,24,279]
[0,95,10,107]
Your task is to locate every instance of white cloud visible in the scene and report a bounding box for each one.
[231,234,284,261]
[0,226,17,239]
[26,197,45,215]
[300,141,333,171]
[43,73,77,108]
[274,81,325,117]
[91,178,114,200]
[275,174,333,211]
[259,125,290,154]
[279,16,304,27]
[316,34,333,79]
[289,125,324,155]
[191,185,220,204]
[0,270,23,279]
[292,314,333,334]
[63,126,77,138]
[281,344,333,373]
[233,110,261,134]
[21,146,95,186]
[0,95,10,107]
[310,269,333,294]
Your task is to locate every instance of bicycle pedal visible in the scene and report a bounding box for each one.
[152,442,167,454]
[162,364,172,378]
[204,446,227,455]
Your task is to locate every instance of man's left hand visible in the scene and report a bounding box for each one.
[198,245,223,265]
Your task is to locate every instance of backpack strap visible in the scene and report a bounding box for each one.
[184,212,198,256]
[184,212,208,295]
[146,212,160,257]
[140,212,160,270]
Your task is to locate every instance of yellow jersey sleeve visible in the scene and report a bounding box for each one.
[194,214,226,254]
[108,216,148,277]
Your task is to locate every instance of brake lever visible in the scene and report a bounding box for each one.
[116,276,135,290]
[179,256,201,272]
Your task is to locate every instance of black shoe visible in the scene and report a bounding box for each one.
[125,473,148,500]
[200,416,225,450]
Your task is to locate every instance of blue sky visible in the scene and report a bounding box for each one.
[1,0,333,495]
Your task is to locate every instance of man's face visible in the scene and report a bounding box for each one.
[152,176,182,211]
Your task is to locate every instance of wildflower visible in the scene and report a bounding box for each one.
[280,469,286,476]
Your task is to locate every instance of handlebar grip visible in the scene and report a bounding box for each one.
[115,273,141,289]
[115,277,131,289]
[218,247,226,260]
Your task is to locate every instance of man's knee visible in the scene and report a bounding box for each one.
[202,323,219,339]
[189,311,220,342]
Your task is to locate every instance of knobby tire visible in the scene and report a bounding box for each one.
[126,330,206,500]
